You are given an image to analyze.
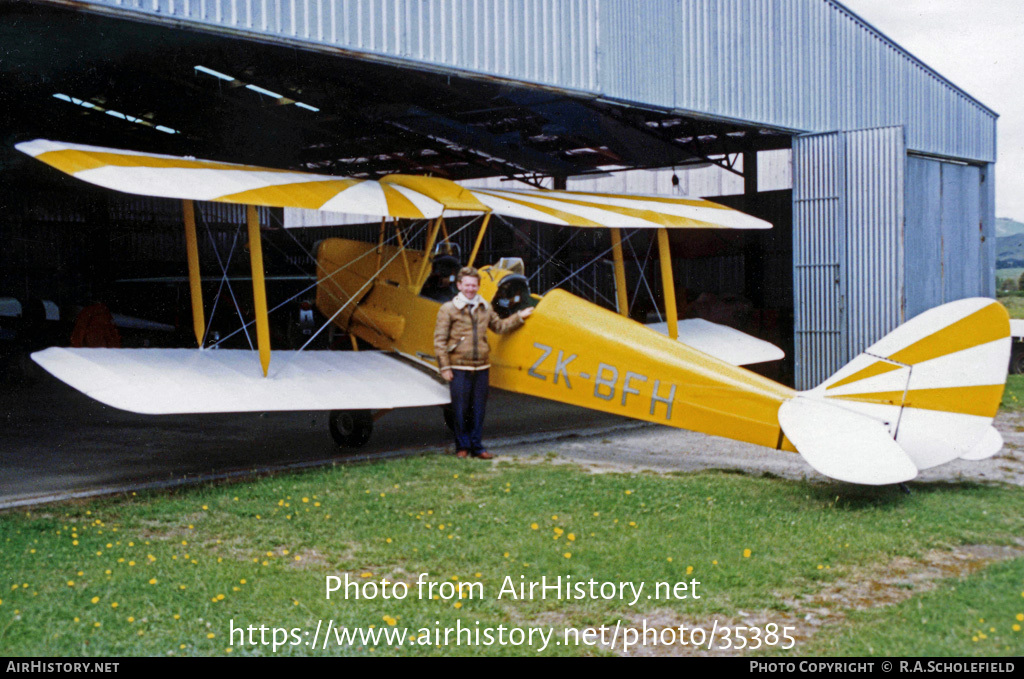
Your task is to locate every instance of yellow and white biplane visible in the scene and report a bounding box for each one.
[16,139,1011,486]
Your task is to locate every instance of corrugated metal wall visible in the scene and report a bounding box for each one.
[904,157,995,319]
[793,132,846,389]
[793,126,904,390]
[75,0,996,163]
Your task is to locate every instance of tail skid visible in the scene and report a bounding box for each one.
[779,298,1010,485]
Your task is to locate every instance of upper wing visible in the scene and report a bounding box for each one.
[31,347,449,414]
[18,139,770,229]
[15,139,445,219]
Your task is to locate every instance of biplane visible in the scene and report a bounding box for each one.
[16,139,1011,486]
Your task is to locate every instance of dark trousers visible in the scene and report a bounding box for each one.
[450,368,490,454]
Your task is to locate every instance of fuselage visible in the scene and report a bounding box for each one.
[316,237,797,451]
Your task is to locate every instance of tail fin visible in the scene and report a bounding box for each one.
[779,298,1010,485]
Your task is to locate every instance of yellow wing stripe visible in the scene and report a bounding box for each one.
[506,193,724,228]
[829,384,1004,418]
[536,190,729,210]
[473,190,602,226]
[215,179,364,209]
[35,149,290,175]
[381,184,429,219]
[382,175,490,212]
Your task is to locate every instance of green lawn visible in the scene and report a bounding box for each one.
[998,294,1024,320]
[1,454,1022,656]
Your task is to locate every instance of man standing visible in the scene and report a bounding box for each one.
[434,266,534,459]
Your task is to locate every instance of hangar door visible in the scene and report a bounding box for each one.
[792,127,905,390]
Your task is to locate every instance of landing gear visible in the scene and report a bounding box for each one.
[329,409,373,448]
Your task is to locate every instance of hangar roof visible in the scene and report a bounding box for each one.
[2,0,996,187]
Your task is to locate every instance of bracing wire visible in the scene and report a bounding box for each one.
[196,205,254,349]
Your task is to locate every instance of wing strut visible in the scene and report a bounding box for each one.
[656,227,679,339]
[182,199,205,347]
[467,212,492,268]
[416,216,444,290]
[246,205,272,377]
[610,227,629,317]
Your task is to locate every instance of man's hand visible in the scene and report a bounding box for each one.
[519,307,535,320]
[441,368,454,382]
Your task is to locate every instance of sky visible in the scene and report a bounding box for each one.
[840,0,1024,221]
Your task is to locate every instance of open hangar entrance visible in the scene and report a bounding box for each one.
[0,1,796,383]
[1,0,998,392]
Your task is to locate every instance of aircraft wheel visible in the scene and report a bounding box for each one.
[441,404,455,432]
[329,409,373,448]
[1012,343,1024,375]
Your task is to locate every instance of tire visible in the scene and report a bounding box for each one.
[329,409,373,448]
[1012,344,1024,375]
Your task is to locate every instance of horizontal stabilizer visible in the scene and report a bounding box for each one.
[778,397,918,485]
[647,318,785,366]
[960,426,1003,461]
[32,347,449,415]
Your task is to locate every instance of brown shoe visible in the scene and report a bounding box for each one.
[456,450,469,459]
[473,451,494,460]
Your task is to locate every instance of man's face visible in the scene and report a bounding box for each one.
[457,275,480,299]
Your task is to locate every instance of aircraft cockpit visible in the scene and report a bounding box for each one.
[420,253,461,302]
[490,260,536,319]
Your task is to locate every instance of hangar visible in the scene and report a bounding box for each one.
[0,0,997,388]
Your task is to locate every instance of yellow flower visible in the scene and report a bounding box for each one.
[148,578,157,585]
[551,515,558,520]
[207,633,215,639]
[382,615,397,626]
[67,581,74,587]
[568,533,575,541]
[563,552,572,559]
[128,617,134,623]
[361,572,372,578]
[743,549,752,558]
[91,596,99,604]
[240,579,247,584]
[625,490,632,495]
[686,566,694,574]
[1017,614,1024,621]
[111,602,118,609]
[453,602,462,609]
[530,523,538,530]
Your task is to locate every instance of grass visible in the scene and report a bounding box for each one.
[997,294,1024,319]
[797,556,1024,656]
[1,455,1023,656]
[1001,375,1024,411]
